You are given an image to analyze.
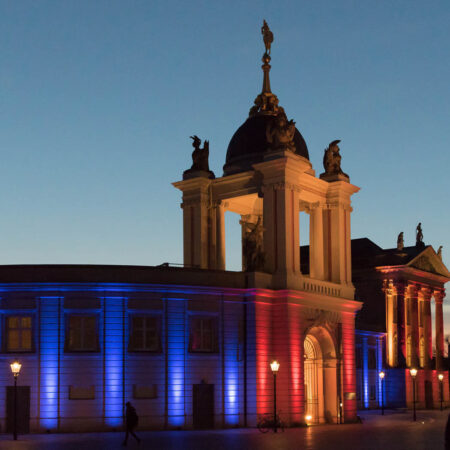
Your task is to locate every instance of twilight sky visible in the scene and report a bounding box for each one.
[0,1,449,321]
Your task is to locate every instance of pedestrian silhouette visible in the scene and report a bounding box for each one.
[122,401,140,446]
[445,413,450,450]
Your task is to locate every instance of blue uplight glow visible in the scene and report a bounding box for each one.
[40,297,60,430]
[104,297,125,426]
[167,300,185,427]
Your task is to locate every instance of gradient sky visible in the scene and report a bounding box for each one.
[1,1,449,322]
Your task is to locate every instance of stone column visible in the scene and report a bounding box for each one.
[422,289,432,369]
[329,203,347,284]
[309,204,325,280]
[408,285,420,368]
[263,182,300,278]
[383,279,397,367]
[435,290,445,371]
[215,202,226,270]
[175,177,213,269]
[394,281,406,367]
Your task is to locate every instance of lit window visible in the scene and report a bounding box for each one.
[129,316,161,352]
[5,316,33,352]
[189,316,218,353]
[66,315,99,352]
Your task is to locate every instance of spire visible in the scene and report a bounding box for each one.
[249,20,283,117]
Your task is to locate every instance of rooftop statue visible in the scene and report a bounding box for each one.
[322,140,348,178]
[397,232,404,251]
[437,246,443,260]
[261,20,273,55]
[416,222,424,247]
[266,113,296,152]
[183,135,215,180]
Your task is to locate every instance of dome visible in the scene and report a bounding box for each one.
[223,114,309,176]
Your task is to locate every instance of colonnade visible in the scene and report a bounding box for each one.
[384,280,445,370]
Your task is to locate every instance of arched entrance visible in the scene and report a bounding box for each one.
[304,326,338,424]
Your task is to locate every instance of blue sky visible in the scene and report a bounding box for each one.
[0,2,449,291]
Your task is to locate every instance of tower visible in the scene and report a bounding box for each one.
[174,21,362,424]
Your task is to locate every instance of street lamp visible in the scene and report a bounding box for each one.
[270,360,280,433]
[410,368,417,422]
[379,371,385,415]
[439,373,444,411]
[10,361,22,440]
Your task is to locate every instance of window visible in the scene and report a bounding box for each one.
[189,316,218,353]
[129,315,161,352]
[368,348,376,369]
[370,385,376,401]
[5,316,33,352]
[66,315,99,352]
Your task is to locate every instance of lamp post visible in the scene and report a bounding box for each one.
[379,371,385,415]
[10,361,22,440]
[410,368,417,422]
[270,360,280,433]
[439,373,444,411]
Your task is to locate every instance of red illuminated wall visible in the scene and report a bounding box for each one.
[341,312,357,422]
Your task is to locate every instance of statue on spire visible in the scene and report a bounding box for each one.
[261,20,274,55]
[249,20,281,116]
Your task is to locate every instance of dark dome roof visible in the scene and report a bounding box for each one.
[223,114,309,176]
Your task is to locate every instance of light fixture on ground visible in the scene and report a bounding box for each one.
[439,373,444,411]
[270,360,280,433]
[409,368,417,422]
[10,361,22,441]
[379,371,385,415]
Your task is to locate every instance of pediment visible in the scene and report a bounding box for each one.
[408,249,450,278]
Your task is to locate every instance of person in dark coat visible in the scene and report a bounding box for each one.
[445,413,450,450]
[122,401,140,446]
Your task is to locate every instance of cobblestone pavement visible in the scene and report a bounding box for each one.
[0,410,447,450]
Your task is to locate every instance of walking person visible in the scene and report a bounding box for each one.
[122,401,141,446]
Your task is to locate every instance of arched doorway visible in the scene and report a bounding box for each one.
[304,326,338,424]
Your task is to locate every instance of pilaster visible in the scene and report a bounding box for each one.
[434,290,445,370]
[309,204,325,280]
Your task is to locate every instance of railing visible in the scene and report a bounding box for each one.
[302,278,342,297]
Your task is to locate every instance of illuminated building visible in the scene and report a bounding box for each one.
[352,238,449,410]
[0,23,445,433]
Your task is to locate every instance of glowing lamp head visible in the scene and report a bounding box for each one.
[10,361,21,376]
[270,360,280,373]
[410,368,418,378]
[379,371,385,379]
[439,373,444,381]
[305,415,312,422]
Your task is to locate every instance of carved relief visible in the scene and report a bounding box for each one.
[410,255,440,275]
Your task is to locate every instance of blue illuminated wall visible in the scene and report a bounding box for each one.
[223,302,240,425]
[166,298,186,427]
[39,297,60,430]
[103,297,124,426]
[355,330,386,411]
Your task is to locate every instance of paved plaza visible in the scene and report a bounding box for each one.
[0,410,447,450]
